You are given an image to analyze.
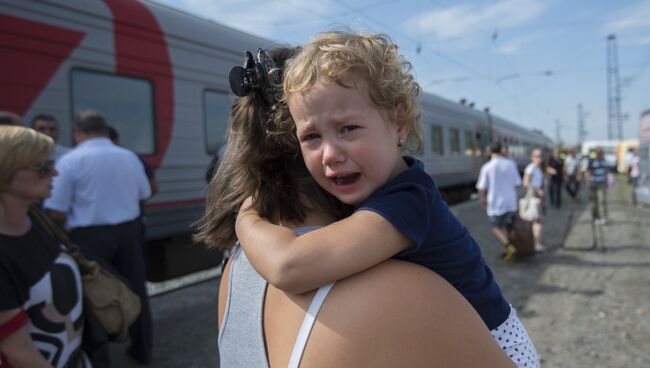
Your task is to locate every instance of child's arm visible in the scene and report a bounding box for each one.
[236,199,411,294]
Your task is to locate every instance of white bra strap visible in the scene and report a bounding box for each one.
[287,282,335,368]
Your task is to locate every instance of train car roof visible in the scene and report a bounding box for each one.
[420,91,552,143]
[145,1,550,144]
[420,93,486,121]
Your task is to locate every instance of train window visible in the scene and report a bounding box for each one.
[431,125,443,155]
[449,128,460,155]
[71,70,154,155]
[464,130,474,156]
[204,90,231,154]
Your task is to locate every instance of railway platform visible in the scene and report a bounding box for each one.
[109,175,650,367]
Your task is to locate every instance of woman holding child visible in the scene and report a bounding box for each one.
[198,32,538,367]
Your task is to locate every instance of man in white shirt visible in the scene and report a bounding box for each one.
[30,114,71,162]
[44,110,153,364]
[477,142,522,263]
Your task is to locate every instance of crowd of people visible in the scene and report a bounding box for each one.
[478,140,640,261]
[1,111,155,367]
[0,28,642,368]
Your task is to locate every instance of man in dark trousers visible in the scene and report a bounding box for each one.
[585,148,609,225]
[547,148,564,208]
[44,110,153,365]
[107,125,158,273]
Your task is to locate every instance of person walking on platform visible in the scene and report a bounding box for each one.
[44,111,153,365]
[547,148,564,209]
[628,148,640,206]
[625,147,636,180]
[585,148,609,225]
[477,142,522,263]
[30,114,71,162]
[564,147,581,202]
[523,149,546,252]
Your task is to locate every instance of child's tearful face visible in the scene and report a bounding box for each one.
[290,79,409,206]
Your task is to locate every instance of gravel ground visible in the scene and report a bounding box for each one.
[452,176,650,368]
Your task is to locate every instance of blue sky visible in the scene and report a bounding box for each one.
[154,0,650,145]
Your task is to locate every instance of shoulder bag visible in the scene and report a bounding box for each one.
[29,205,141,342]
[518,188,541,222]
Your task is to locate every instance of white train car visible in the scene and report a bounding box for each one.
[416,93,551,190]
[1,0,274,241]
[1,0,552,277]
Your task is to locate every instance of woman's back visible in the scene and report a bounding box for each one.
[219,250,514,368]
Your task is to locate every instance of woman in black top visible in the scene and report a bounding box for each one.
[0,126,88,368]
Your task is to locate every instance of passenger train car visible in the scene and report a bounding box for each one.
[1,0,552,278]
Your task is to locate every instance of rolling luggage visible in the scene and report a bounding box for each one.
[508,214,535,257]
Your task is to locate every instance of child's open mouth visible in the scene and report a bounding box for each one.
[333,173,360,186]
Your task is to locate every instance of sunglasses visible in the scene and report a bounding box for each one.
[28,159,56,177]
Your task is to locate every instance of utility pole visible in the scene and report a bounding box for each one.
[606,34,623,140]
[577,103,588,144]
[555,119,562,146]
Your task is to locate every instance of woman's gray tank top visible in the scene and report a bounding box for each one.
[218,226,327,368]
[218,244,269,367]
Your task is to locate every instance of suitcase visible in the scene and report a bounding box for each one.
[508,214,536,257]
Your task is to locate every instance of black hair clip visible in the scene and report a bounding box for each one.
[229,49,279,105]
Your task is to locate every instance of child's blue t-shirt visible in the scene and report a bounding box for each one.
[357,156,510,330]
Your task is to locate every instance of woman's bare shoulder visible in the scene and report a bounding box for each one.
[301,260,514,368]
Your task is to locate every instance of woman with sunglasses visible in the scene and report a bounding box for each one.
[0,126,89,368]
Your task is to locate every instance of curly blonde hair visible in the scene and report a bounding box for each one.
[194,47,351,250]
[271,31,423,152]
[0,126,53,192]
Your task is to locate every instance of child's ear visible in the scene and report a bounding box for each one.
[394,103,410,136]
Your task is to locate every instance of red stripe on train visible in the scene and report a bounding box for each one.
[0,14,84,116]
[102,0,174,170]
